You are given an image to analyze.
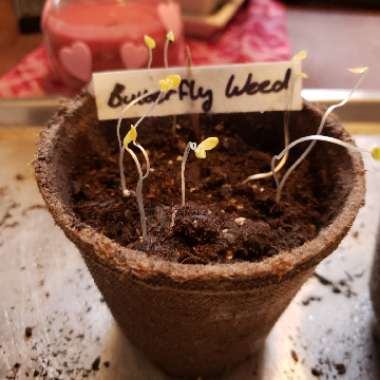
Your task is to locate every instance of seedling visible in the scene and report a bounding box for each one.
[144,35,156,69]
[244,50,308,183]
[270,134,380,202]
[117,73,181,196]
[116,90,156,197]
[119,74,181,241]
[243,65,368,202]
[270,66,368,201]
[123,126,150,241]
[181,137,219,207]
[164,31,175,68]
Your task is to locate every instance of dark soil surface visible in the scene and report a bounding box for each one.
[71,115,338,264]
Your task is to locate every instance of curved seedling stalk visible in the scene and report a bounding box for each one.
[144,35,156,69]
[273,66,368,200]
[271,133,380,203]
[123,126,150,241]
[244,50,308,184]
[133,142,150,179]
[164,31,175,69]
[116,90,157,196]
[181,142,197,207]
[117,73,182,196]
[119,74,182,239]
[181,137,219,207]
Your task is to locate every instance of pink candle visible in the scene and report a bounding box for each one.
[42,0,185,89]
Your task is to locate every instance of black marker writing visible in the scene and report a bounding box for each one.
[225,68,291,98]
[107,80,213,112]
[179,79,213,112]
[108,83,160,109]
[107,67,292,113]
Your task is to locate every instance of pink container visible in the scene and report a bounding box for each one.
[42,0,185,89]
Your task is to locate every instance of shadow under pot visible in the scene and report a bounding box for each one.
[34,94,365,378]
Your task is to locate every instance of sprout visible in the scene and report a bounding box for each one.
[164,31,175,68]
[293,49,308,61]
[244,50,308,183]
[181,137,219,206]
[117,74,182,196]
[159,73,181,92]
[372,146,380,160]
[194,137,219,159]
[123,125,151,241]
[270,134,379,202]
[272,66,368,198]
[144,35,156,69]
[116,90,157,197]
[119,73,182,237]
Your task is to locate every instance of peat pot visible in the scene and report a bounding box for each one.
[34,94,365,378]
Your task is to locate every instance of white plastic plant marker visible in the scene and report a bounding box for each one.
[92,60,303,121]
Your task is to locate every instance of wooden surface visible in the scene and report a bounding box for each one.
[1,126,380,379]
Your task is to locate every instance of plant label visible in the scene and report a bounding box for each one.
[93,61,303,121]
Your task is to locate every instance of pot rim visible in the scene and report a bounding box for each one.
[34,94,365,290]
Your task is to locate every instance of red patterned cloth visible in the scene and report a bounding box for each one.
[0,0,289,98]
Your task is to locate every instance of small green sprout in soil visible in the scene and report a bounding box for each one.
[271,133,380,202]
[244,66,368,201]
[116,72,181,197]
[123,126,149,241]
[121,74,181,241]
[164,31,175,68]
[244,50,308,183]
[144,35,156,69]
[181,137,219,206]
[272,66,368,201]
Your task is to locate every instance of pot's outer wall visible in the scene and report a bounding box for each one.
[370,226,380,324]
[34,93,365,378]
[83,246,313,377]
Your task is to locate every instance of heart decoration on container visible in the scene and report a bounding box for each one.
[120,42,149,69]
[59,41,92,82]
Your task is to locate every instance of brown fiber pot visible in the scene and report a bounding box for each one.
[370,222,380,334]
[34,94,365,378]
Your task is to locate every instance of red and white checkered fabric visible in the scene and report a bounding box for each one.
[0,0,290,98]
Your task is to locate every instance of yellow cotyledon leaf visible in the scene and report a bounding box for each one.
[371,146,380,161]
[292,50,308,61]
[348,66,368,74]
[195,149,206,159]
[123,126,137,148]
[194,137,219,159]
[166,31,175,42]
[159,74,181,92]
[144,35,156,49]
[166,74,181,88]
